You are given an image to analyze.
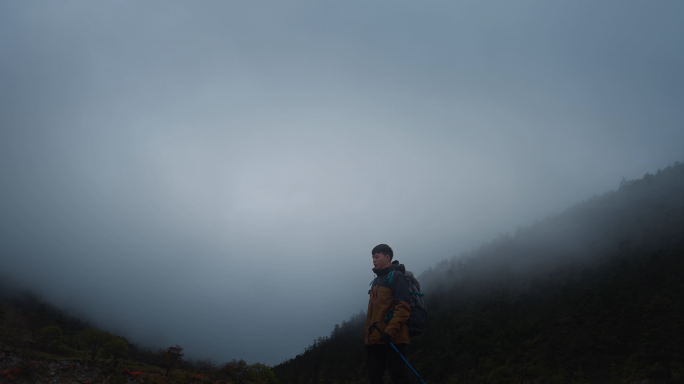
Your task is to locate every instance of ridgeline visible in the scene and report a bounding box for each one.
[273,161,684,384]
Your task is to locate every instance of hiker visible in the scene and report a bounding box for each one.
[365,244,412,384]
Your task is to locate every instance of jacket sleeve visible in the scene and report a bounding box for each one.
[384,271,411,339]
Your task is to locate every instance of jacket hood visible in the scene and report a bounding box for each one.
[372,260,406,276]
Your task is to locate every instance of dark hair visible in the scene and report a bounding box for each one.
[371,244,393,260]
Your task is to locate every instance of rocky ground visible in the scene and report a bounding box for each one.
[0,348,156,384]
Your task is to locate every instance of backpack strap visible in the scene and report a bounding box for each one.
[380,271,397,293]
[384,309,394,324]
[388,270,394,291]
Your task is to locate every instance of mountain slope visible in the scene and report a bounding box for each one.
[273,161,684,384]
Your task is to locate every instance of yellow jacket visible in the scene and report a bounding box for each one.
[365,261,411,345]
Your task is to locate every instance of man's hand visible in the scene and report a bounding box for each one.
[369,322,393,344]
[379,330,392,344]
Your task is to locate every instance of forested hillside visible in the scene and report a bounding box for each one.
[273,162,684,384]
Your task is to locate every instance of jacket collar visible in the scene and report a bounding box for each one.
[372,260,405,276]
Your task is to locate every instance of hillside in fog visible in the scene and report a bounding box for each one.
[274,161,684,384]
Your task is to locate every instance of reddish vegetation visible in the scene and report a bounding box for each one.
[124,368,148,378]
[123,368,169,382]
[2,367,20,381]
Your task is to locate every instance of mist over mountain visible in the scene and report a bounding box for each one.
[274,162,684,383]
[2,0,684,368]
[420,161,684,294]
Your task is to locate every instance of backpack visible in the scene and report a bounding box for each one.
[370,268,428,337]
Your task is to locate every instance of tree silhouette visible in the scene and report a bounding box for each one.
[103,337,129,367]
[220,359,251,384]
[163,345,185,376]
[77,328,114,360]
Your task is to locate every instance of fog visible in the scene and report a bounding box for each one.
[1,1,683,365]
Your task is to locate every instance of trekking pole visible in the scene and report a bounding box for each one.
[369,323,426,384]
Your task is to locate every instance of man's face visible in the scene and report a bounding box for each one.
[372,252,391,269]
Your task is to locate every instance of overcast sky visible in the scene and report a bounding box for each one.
[1,1,683,365]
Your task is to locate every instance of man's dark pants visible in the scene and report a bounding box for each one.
[366,344,413,384]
